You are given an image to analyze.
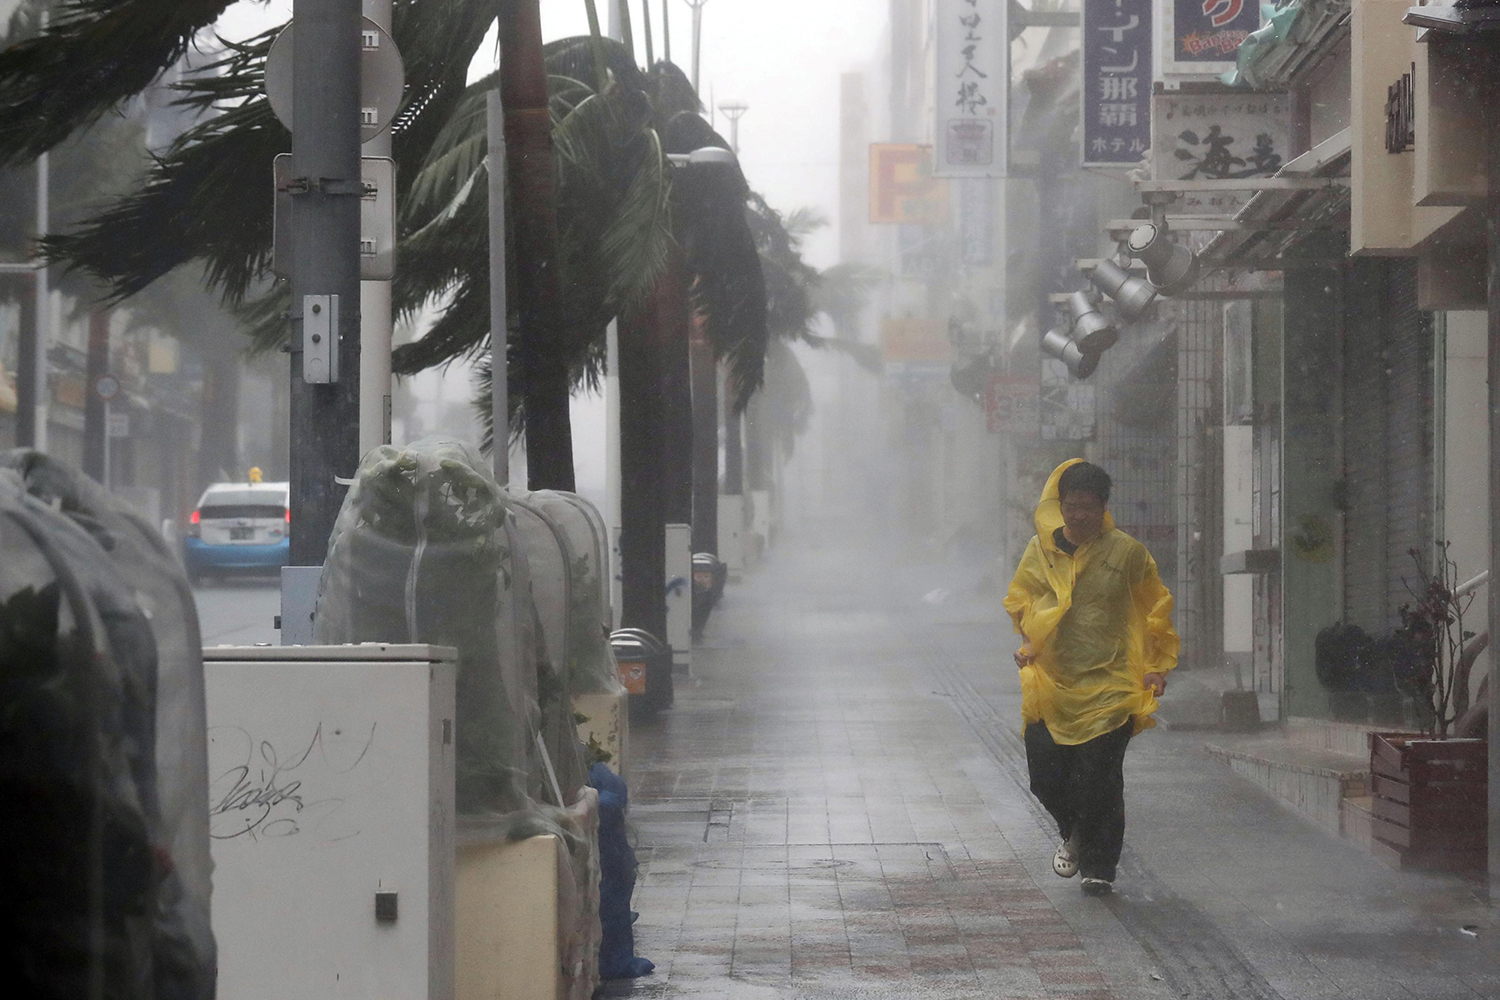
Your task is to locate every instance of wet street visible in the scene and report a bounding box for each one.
[605,523,1500,1000]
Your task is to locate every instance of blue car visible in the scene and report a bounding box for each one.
[182,481,291,583]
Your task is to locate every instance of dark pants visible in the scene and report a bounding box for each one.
[1024,720,1132,881]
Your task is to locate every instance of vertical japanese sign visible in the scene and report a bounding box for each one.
[1164,0,1261,76]
[935,0,1007,178]
[1082,0,1153,168]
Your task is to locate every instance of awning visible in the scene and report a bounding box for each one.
[1196,127,1351,270]
[1223,0,1352,89]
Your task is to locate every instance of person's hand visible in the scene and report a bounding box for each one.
[1014,646,1034,669]
[1143,672,1167,697]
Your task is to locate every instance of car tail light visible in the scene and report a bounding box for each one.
[187,509,200,538]
[285,508,291,523]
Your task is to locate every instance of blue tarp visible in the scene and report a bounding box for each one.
[590,763,655,979]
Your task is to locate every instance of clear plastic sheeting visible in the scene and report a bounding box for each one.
[0,459,214,1000]
[316,439,538,818]
[500,491,590,805]
[316,439,601,999]
[528,490,625,696]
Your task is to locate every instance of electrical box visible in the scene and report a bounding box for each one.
[303,294,339,383]
[204,644,457,1000]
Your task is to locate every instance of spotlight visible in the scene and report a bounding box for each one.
[1128,223,1200,295]
[1086,258,1157,321]
[1041,326,1098,380]
[1065,291,1118,354]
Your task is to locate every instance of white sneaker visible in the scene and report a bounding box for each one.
[1080,876,1112,896]
[1052,838,1078,879]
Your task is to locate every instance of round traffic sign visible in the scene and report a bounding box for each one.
[95,374,120,401]
[264,16,405,144]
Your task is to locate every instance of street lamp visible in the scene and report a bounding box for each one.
[718,101,747,155]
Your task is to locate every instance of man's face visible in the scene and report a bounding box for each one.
[1059,490,1107,542]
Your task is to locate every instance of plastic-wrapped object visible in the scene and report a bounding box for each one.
[316,439,538,817]
[589,763,653,980]
[1,450,215,990]
[521,491,624,695]
[500,491,589,807]
[0,465,213,999]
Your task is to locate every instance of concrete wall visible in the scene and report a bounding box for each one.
[1439,310,1490,700]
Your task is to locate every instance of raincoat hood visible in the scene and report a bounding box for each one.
[1035,458,1115,552]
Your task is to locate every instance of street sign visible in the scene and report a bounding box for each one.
[984,375,1039,435]
[273,154,396,280]
[106,411,129,438]
[94,374,120,401]
[264,16,405,144]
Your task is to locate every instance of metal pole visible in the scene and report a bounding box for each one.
[360,0,394,456]
[289,0,363,566]
[642,0,655,66]
[684,0,708,94]
[1487,43,1500,899]
[662,0,671,61]
[18,149,49,450]
[487,90,509,487]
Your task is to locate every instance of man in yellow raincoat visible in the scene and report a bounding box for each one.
[1004,459,1179,896]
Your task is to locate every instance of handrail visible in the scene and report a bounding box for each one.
[1455,569,1489,599]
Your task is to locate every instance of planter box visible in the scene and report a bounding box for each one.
[1368,732,1487,872]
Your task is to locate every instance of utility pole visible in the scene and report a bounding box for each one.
[360,0,394,457]
[683,0,709,93]
[288,0,363,565]
[1487,42,1500,899]
[487,90,509,487]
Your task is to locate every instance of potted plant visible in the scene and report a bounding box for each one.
[1368,544,1488,872]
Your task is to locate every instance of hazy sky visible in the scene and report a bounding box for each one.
[216,0,887,269]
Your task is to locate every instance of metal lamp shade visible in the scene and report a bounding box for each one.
[1041,327,1099,380]
[1086,258,1157,321]
[1128,224,1200,295]
[1065,291,1119,353]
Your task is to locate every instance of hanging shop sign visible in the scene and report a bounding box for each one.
[1150,91,1292,216]
[1040,363,1095,441]
[1162,0,1262,77]
[934,0,1008,177]
[1081,0,1153,168]
[869,145,950,225]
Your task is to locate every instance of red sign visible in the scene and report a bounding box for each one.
[985,375,1040,435]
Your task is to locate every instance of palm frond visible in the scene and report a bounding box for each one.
[42,98,286,305]
[0,0,235,165]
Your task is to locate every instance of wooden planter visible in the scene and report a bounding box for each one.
[1368,732,1487,872]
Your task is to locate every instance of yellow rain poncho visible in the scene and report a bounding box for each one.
[1003,459,1180,745]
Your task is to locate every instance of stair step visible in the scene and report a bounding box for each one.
[1205,737,1368,836]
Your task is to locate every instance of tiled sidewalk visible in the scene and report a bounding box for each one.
[603,535,1500,1000]
[606,543,1164,999]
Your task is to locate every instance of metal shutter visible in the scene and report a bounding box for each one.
[1339,259,1432,635]
[1382,260,1432,622]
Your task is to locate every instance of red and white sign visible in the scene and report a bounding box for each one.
[985,375,1040,435]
